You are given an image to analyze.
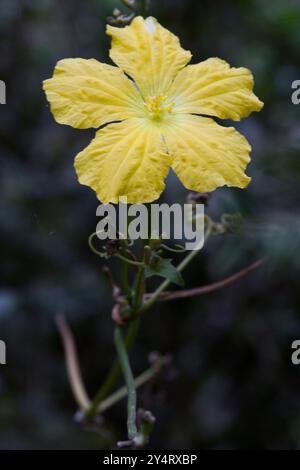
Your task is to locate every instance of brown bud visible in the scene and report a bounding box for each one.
[104,239,120,256]
[186,192,210,206]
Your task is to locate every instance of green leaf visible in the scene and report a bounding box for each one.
[145,258,185,287]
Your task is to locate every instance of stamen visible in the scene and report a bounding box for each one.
[144,95,174,119]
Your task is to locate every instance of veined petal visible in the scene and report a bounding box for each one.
[75,118,172,203]
[107,16,191,97]
[163,115,251,192]
[168,58,263,121]
[43,58,144,129]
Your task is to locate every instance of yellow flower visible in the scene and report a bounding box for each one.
[43,16,263,204]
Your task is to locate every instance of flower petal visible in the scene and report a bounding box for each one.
[107,16,191,97]
[43,58,144,129]
[168,58,263,121]
[163,115,251,192]
[74,118,172,203]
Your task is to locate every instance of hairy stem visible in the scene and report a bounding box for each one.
[114,326,137,440]
[85,317,140,419]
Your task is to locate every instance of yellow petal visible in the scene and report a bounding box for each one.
[74,118,172,203]
[168,58,263,121]
[163,115,251,192]
[107,17,191,97]
[43,58,144,129]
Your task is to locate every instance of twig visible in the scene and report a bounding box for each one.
[157,258,267,301]
[56,314,90,410]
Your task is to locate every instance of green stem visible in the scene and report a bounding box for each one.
[141,222,213,312]
[97,355,167,414]
[132,240,147,311]
[132,265,145,310]
[114,326,137,440]
[85,317,140,419]
[87,219,212,420]
[120,241,132,301]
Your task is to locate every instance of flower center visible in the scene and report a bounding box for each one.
[144,95,174,120]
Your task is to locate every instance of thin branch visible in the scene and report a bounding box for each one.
[86,317,140,419]
[157,258,267,302]
[56,314,91,410]
[97,354,169,414]
[114,326,137,440]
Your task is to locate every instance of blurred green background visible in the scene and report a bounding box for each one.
[0,0,300,449]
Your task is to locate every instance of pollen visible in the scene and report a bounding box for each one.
[144,94,174,119]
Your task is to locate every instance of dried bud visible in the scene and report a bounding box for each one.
[107,12,135,26]
[104,239,120,256]
[186,192,210,206]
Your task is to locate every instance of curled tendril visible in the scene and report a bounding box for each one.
[160,243,186,254]
[115,253,144,267]
[88,232,143,266]
[88,232,108,258]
